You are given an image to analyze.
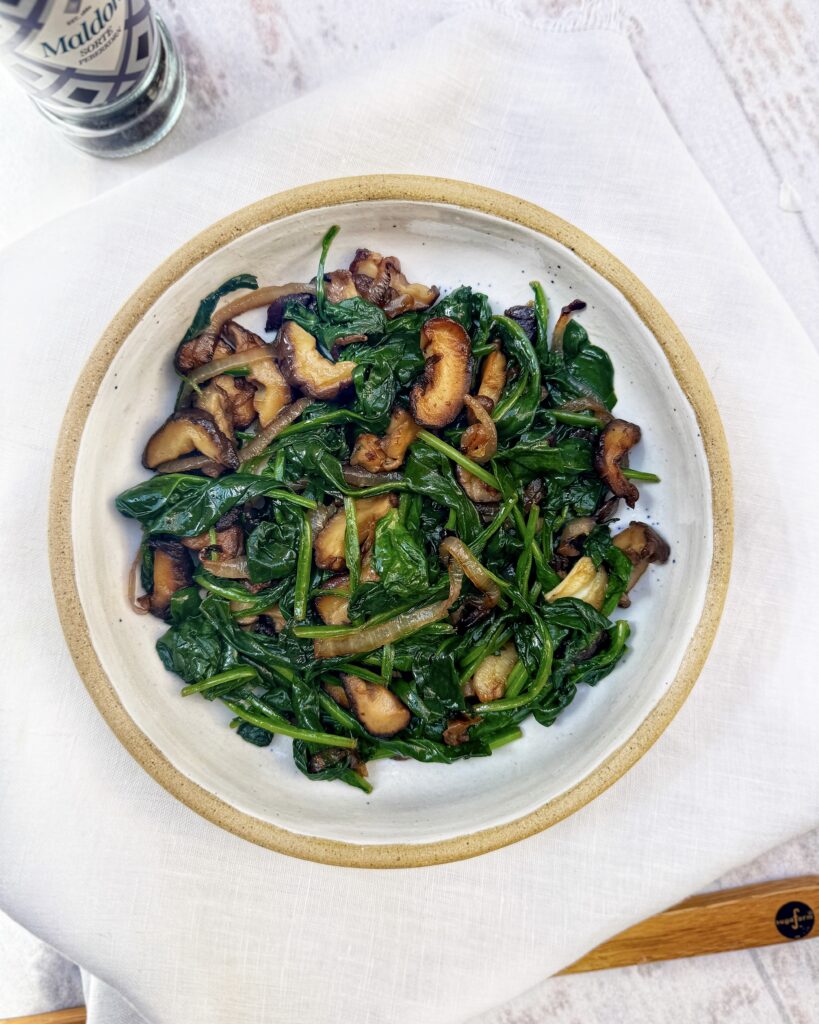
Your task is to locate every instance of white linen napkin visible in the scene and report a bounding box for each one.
[1,10,818,1024]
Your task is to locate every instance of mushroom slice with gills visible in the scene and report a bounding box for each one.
[142,409,239,471]
[137,538,193,620]
[474,348,508,411]
[470,643,519,704]
[460,395,497,463]
[545,555,608,611]
[409,317,472,428]
[323,269,359,303]
[555,516,597,558]
[220,321,292,427]
[341,673,411,738]
[314,573,351,626]
[254,606,287,635]
[594,418,642,508]
[455,464,502,503]
[275,320,356,400]
[181,517,244,560]
[313,494,398,571]
[612,521,671,606]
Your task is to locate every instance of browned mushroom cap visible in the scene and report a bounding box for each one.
[545,556,608,610]
[275,321,356,400]
[315,573,351,625]
[137,538,193,619]
[442,715,481,746]
[350,249,439,318]
[455,464,502,503]
[612,522,670,606]
[220,321,292,427]
[350,433,386,473]
[324,270,359,303]
[314,495,398,571]
[341,674,410,738]
[594,419,642,508]
[143,410,239,471]
[470,643,519,703]
[556,516,597,558]
[409,317,472,428]
[174,331,230,374]
[475,349,508,411]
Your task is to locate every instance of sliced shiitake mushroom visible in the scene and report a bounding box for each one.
[137,538,193,619]
[461,395,498,463]
[470,642,519,703]
[220,321,291,426]
[612,521,670,606]
[275,320,356,399]
[194,380,233,438]
[350,406,421,473]
[323,681,350,708]
[594,418,642,508]
[555,516,597,558]
[265,291,316,331]
[143,409,239,471]
[254,606,287,636]
[212,374,257,429]
[456,464,501,503]
[313,494,398,571]
[315,573,351,625]
[341,673,410,738]
[475,349,508,411]
[324,270,359,303]
[442,715,481,747]
[181,523,244,559]
[545,555,608,610]
[350,249,439,318]
[503,304,537,343]
[409,317,472,428]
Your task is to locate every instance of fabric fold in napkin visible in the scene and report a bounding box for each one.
[1,9,818,1024]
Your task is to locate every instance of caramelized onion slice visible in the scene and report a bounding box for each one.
[199,556,250,579]
[187,344,277,386]
[238,397,313,463]
[439,536,500,609]
[313,565,463,658]
[461,395,498,463]
[128,547,150,615]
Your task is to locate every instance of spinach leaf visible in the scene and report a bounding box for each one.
[246,505,302,583]
[403,444,480,543]
[584,525,633,614]
[180,273,258,344]
[371,510,429,596]
[237,722,274,747]
[545,318,617,409]
[495,435,592,477]
[284,298,388,350]
[156,611,234,684]
[116,474,314,537]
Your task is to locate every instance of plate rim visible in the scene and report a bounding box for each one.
[48,174,733,868]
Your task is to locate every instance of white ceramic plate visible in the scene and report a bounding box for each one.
[50,177,731,867]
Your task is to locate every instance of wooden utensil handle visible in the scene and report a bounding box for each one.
[5,878,817,1021]
[559,875,819,973]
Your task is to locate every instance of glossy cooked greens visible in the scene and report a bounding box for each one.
[116,228,668,793]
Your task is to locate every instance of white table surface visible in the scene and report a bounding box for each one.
[1,1,817,1021]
